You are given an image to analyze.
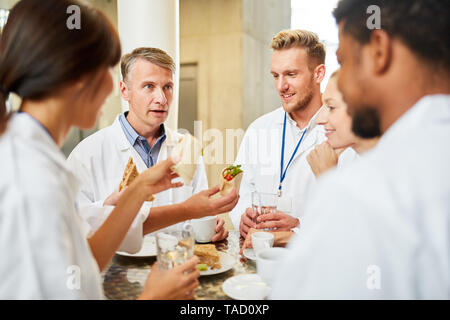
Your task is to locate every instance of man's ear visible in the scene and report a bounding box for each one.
[313,64,326,84]
[120,80,130,101]
[369,29,392,75]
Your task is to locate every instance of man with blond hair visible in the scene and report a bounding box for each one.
[230,30,327,238]
[68,47,236,253]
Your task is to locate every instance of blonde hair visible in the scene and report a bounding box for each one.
[270,29,326,68]
[121,47,175,82]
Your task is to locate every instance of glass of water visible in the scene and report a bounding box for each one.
[156,222,195,270]
[251,192,278,230]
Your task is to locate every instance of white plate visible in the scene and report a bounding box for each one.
[116,236,157,257]
[222,274,271,300]
[199,252,235,276]
[243,248,256,260]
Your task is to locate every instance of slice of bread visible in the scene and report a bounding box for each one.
[171,134,202,185]
[194,244,221,269]
[118,157,154,201]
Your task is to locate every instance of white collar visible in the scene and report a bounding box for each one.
[275,106,322,132]
[378,94,450,147]
[112,115,180,151]
[9,112,79,194]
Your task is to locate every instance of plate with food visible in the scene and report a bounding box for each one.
[116,236,157,258]
[194,244,235,276]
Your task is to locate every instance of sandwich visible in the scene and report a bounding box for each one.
[170,133,202,185]
[219,164,243,195]
[194,244,221,270]
[118,157,154,201]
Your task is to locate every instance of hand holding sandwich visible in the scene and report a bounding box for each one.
[181,185,239,219]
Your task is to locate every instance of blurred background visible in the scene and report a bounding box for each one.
[0,0,339,228]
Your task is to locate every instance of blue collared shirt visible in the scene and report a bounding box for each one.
[118,112,166,168]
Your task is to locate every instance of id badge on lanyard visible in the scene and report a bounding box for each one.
[278,112,308,197]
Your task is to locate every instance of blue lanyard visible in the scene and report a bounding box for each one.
[278,112,308,197]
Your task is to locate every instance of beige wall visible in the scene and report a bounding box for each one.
[88,0,122,129]
[180,0,243,191]
[0,0,17,8]
[242,0,291,128]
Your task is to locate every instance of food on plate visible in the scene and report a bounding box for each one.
[170,133,202,185]
[118,157,154,201]
[194,244,221,270]
[219,164,243,195]
[196,264,208,271]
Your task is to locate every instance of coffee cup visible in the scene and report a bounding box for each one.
[256,247,289,286]
[191,216,216,243]
[251,231,274,255]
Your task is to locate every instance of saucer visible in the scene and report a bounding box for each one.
[116,236,157,257]
[222,274,270,300]
[243,248,256,260]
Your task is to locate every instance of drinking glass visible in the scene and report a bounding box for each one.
[156,222,194,270]
[251,192,278,230]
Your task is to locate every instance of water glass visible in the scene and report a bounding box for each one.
[156,222,194,270]
[251,192,278,230]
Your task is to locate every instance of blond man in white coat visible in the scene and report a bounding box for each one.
[229,30,327,238]
[68,48,232,252]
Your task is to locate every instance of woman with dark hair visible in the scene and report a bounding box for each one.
[0,0,199,299]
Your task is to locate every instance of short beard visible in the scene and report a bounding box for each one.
[351,107,381,139]
[291,78,314,112]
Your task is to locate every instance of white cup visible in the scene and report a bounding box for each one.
[251,231,274,255]
[256,247,289,286]
[191,216,217,243]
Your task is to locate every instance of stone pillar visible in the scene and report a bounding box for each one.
[117,0,180,130]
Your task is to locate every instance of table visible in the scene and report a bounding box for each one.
[101,231,256,300]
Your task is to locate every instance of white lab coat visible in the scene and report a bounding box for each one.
[0,113,103,299]
[337,147,359,170]
[66,116,208,252]
[229,107,326,230]
[270,94,450,299]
